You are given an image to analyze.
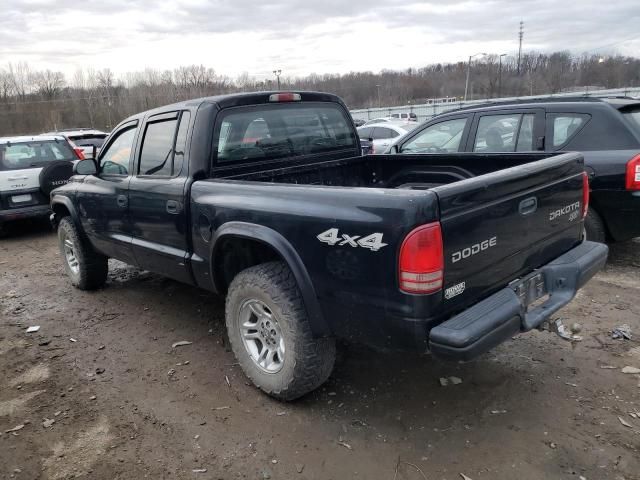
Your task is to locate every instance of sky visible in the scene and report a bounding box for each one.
[2,0,640,80]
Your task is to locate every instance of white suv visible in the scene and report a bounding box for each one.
[0,135,79,235]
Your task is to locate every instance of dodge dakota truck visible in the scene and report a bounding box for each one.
[50,91,608,400]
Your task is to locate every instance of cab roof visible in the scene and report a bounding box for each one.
[121,91,346,123]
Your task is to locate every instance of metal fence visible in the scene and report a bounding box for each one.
[349,87,640,122]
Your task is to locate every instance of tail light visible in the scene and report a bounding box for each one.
[582,171,589,218]
[74,147,85,160]
[399,222,444,294]
[626,154,640,191]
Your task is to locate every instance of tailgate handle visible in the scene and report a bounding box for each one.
[519,197,538,216]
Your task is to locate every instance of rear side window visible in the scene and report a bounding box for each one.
[400,117,467,153]
[0,140,76,171]
[357,127,373,139]
[516,114,535,151]
[474,114,517,152]
[550,114,589,148]
[215,104,356,164]
[139,118,178,176]
[371,127,399,140]
[173,112,191,176]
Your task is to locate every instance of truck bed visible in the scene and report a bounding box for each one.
[219,152,555,189]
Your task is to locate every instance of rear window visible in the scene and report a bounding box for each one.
[69,135,107,148]
[622,108,640,132]
[0,140,75,171]
[215,104,357,164]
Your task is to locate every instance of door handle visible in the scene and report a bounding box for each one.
[519,196,538,216]
[166,200,180,214]
[116,195,128,208]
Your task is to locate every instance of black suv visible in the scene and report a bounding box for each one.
[392,97,640,243]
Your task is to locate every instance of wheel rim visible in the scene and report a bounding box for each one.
[238,299,285,374]
[63,235,80,275]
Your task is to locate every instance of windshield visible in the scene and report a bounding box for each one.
[0,140,76,171]
[215,104,357,164]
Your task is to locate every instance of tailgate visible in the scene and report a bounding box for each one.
[433,152,585,308]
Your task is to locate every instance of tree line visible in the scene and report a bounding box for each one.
[1,52,639,135]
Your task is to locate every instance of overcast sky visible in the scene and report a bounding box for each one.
[2,0,639,79]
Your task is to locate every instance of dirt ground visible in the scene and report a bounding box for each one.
[1,222,639,480]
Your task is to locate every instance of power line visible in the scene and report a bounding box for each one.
[517,21,524,75]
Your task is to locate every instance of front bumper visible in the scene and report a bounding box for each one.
[428,241,608,361]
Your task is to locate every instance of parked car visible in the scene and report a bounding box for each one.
[389,97,640,242]
[389,112,418,121]
[357,122,419,154]
[43,128,109,159]
[0,135,80,235]
[50,91,606,401]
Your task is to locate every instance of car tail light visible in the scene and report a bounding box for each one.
[268,93,301,102]
[399,222,444,294]
[626,153,640,191]
[74,147,85,160]
[582,171,589,218]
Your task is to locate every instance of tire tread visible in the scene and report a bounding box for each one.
[225,261,335,401]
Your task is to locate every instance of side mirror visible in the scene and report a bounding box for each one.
[74,159,98,176]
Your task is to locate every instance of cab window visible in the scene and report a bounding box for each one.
[99,126,137,175]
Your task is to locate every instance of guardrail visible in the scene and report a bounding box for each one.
[350,87,640,122]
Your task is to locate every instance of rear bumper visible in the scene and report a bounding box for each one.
[0,205,51,223]
[428,241,608,361]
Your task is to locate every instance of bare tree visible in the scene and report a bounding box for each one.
[33,70,65,99]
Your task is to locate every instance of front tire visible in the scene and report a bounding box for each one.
[584,209,607,243]
[225,261,336,401]
[57,217,108,290]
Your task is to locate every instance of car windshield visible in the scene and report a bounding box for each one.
[216,104,357,164]
[0,139,76,171]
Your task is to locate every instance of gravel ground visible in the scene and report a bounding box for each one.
[1,221,639,480]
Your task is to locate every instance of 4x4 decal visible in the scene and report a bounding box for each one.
[317,228,388,251]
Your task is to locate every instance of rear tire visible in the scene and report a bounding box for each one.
[225,261,336,401]
[584,209,607,243]
[57,217,108,290]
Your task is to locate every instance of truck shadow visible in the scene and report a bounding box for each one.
[103,258,580,433]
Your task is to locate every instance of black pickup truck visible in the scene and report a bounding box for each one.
[50,91,608,400]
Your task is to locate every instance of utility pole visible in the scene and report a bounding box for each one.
[464,53,486,101]
[498,53,507,97]
[517,21,524,75]
[375,84,381,108]
[272,69,282,90]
